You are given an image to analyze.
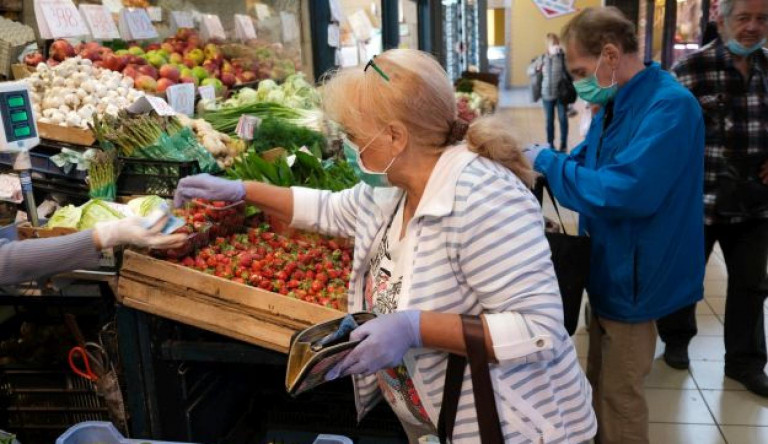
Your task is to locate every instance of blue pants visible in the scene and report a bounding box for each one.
[543,99,568,151]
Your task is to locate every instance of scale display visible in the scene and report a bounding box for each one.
[0,83,39,152]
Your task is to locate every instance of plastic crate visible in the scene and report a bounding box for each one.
[117,158,201,198]
[314,434,353,444]
[57,421,193,444]
[0,151,87,180]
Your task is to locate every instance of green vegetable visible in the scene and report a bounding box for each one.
[201,102,307,135]
[250,117,326,154]
[88,149,117,201]
[47,205,82,229]
[77,200,124,230]
[127,195,167,217]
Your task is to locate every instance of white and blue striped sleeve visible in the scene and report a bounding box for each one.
[458,172,565,364]
[290,183,367,239]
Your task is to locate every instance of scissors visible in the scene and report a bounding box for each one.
[68,343,107,382]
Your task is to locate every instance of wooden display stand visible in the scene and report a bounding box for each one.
[118,250,346,353]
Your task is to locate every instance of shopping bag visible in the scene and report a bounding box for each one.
[536,177,590,335]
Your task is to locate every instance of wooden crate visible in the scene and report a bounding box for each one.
[37,122,96,146]
[118,250,346,353]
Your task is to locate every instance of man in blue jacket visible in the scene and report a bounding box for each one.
[525,7,705,444]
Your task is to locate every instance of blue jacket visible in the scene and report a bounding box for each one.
[535,63,706,323]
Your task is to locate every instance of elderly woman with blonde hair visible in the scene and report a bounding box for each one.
[175,49,596,443]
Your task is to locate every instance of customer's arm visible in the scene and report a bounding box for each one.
[535,97,704,219]
[290,183,376,240]
[0,231,101,285]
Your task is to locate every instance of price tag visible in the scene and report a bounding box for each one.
[200,14,225,41]
[234,14,256,41]
[146,6,162,22]
[128,95,176,116]
[198,85,216,101]
[170,10,194,32]
[165,83,195,116]
[235,115,260,141]
[329,0,343,23]
[327,24,340,48]
[79,5,120,40]
[101,0,122,14]
[119,8,157,40]
[35,0,90,39]
[254,4,270,20]
[280,12,299,43]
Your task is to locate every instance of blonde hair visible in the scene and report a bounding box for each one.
[322,49,534,186]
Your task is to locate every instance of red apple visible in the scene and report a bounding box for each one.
[137,64,158,79]
[102,54,126,72]
[123,65,139,79]
[180,75,199,86]
[50,39,75,62]
[93,61,105,69]
[220,73,236,88]
[145,43,161,51]
[169,53,183,65]
[23,52,44,67]
[136,75,158,92]
[221,61,234,74]
[79,48,102,62]
[160,42,174,54]
[239,71,256,82]
[159,64,180,82]
[156,78,176,93]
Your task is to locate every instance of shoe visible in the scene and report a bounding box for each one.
[725,370,768,397]
[663,343,690,370]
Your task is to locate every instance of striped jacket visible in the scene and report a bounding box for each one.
[292,145,596,443]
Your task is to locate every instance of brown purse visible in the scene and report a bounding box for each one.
[438,315,504,444]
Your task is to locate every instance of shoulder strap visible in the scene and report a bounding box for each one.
[437,354,466,443]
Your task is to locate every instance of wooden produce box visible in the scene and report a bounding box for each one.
[118,250,346,353]
[37,122,96,146]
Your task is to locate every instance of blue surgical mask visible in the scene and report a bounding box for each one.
[342,129,396,188]
[573,56,618,105]
[726,37,767,56]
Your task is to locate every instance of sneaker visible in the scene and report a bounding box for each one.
[663,343,690,370]
[725,370,768,398]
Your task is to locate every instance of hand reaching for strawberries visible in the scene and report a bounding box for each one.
[174,174,246,207]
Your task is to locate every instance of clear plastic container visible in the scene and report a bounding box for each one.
[56,421,193,444]
[187,199,246,237]
[313,435,354,444]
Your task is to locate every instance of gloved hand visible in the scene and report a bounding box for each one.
[325,310,422,380]
[173,174,246,208]
[523,143,550,167]
[94,216,187,249]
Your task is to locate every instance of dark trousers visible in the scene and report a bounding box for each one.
[543,99,568,151]
[657,220,768,374]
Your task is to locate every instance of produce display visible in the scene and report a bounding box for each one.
[47,199,124,230]
[175,114,245,169]
[168,199,352,310]
[24,57,143,130]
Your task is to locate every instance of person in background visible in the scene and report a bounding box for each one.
[175,49,597,444]
[0,216,185,286]
[524,7,705,443]
[657,0,768,397]
[539,33,570,151]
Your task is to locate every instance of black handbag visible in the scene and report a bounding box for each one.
[556,53,577,105]
[534,177,591,335]
[715,155,768,217]
[528,57,544,102]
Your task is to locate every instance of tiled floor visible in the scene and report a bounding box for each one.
[498,103,768,443]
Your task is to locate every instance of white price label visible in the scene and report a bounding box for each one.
[35,0,90,39]
[170,10,194,31]
[120,8,157,40]
[329,0,343,23]
[234,14,256,41]
[101,0,122,14]
[165,83,195,116]
[254,4,270,20]
[198,85,216,101]
[79,5,120,40]
[280,11,299,43]
[327,23,340,48]
[235,115,260,141]
[128,95,176,116]
[200,14,225,41]
[146,6,162,22]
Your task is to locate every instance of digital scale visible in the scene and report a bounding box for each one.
[0,81,41,226]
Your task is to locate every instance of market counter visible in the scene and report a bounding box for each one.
[117,250,346,353]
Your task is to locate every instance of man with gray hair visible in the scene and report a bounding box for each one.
[658,0,768,397]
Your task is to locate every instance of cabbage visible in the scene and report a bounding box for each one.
[47,205,82,229]
[128,196,167,218]
[77,199,124,230]
[234,87,258,106]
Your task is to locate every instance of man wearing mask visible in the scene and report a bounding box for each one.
[657,0,768,397]
[525,7,705,443]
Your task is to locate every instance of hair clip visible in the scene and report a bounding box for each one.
[364,56,390,82]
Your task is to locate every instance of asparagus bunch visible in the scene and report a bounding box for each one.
[88,149,117,201]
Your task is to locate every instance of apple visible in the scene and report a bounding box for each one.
[128,55,147,66]
[157,48,170,59]
[159,64,180,82]
[180,75,199,86]
[203,43,220,60]
[201,60,218,75]
[123,64,140,79]
[169,53,183,65]
[220,73,236,88]
[184,48,204,66]
[156,78,177,93]
[221,61,234,74]
[93,61,105,69]
[47,59,60,67]
[85,41,101,51]
[23,52,44,67]
[145,43,161,51]
[239,71,256,83]
[127,46,145,56]
[135,75,158,92]
[147,53,167,68]
[191,66,209,82]
[50,39,75,62]
[160,42,174,54]
[102,54,126,72]
[137,64,158,79]
[176,28,194,40]
[115,49,130,56]
[79,48,102,62]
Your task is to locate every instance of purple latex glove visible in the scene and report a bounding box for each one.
[173,174,246,208]
[523,143,550,167]
[325,310,422,381]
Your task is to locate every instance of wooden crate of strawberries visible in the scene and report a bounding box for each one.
[117,199,352,353]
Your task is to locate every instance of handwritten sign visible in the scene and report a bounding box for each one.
[234,14,256,41]
[79,5,120,40]
[128,95,176,116]
[235,115,261,140]
[119,8,157,40]
[146,6,162,22]
[35,0,89,39]
[198,85,216,101]
[165,83,195,116]
[170,10,194,33]
[200,14,225,41]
